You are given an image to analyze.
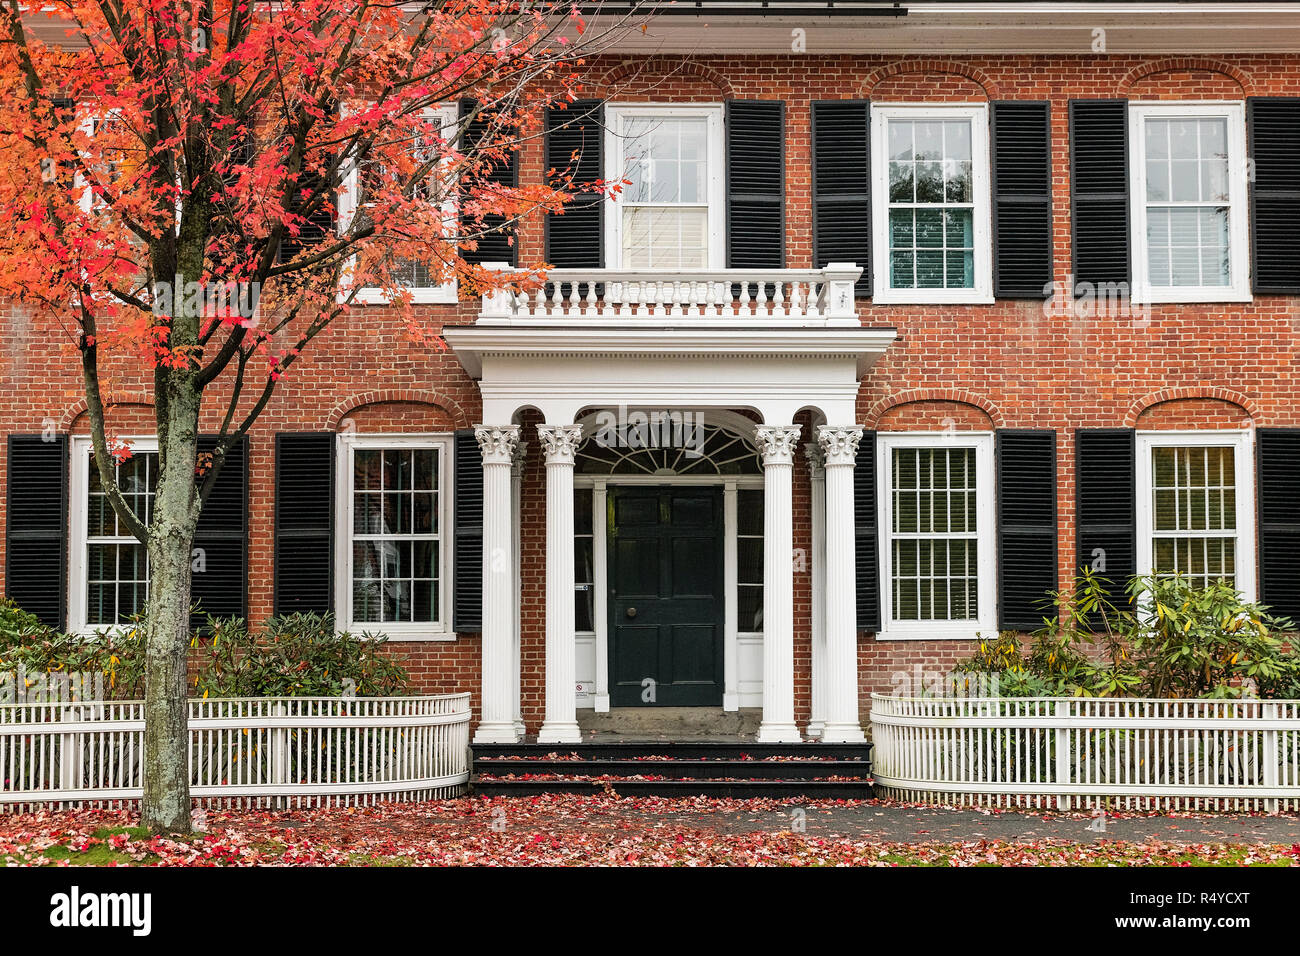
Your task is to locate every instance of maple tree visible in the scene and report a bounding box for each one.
[0,0,637,834]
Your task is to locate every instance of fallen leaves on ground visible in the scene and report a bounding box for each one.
[2,796,1298,867]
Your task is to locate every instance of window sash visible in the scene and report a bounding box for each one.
[1128,102,1249,303]
[337,434,453,637]
[871,104,992,304]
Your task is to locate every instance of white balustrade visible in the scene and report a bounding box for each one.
[479,265,862,326]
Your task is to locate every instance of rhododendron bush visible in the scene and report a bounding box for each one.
[0,0,636,834]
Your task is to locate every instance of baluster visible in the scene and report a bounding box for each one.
[738,279,752,317]
[550,279,564,318]
[806,279,822,319]
[568,280,581,317]
[772,280,785,319]
[534,286,546,319]
[611,281,627,319]
[669,281,683,317]
[584,280,598,317]
[652,280,665,317]
[787,279,803,318]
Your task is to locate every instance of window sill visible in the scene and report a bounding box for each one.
[346,627,458,642]
[875,622,994,642]
[1134,289,1252,305]
[871,291,995,306]
[349,285,458,306]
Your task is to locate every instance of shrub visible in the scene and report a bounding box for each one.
[0,601,408,700]
[193,612,409,698]
[956,569,1299,700]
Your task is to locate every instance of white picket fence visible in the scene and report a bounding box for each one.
[870,694,1300,813]
[0,694,471,811]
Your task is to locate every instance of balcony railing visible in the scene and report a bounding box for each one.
[479,264,863,326]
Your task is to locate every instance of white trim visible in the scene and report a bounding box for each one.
[870,103,993,305]
[67,435,158,636]
[1128,101,1251,304]
[876,432,997,641]
[604,104,726,271]
[1135,429,1256,601]
[338,103,459,305]
[333,432,455,641]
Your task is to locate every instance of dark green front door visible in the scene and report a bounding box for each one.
[609,486,724,707]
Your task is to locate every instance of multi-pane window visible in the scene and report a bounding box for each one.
[347,441,444,629]
[85,451,156,625]
[607,106,722,270]
[341,104,458,303]
[889,447,979,622]
[1149,445,1237,588]
[737,488,764,632]
[872,106,991,303]
[878,434,994,639]
[1130,103,1248,302]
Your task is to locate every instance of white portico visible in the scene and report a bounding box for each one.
[444,265,894,745]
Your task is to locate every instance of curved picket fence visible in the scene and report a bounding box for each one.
[0,693,471,811]
[870,694,1300,813]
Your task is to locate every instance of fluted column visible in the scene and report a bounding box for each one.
[819,425,866,742]
[473,425,520,744]
[536,424,584,744]
[804,442,827,739]
[755,424,802,743]
[510,440,528,738]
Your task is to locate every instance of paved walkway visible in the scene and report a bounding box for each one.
[652,803,1300,844]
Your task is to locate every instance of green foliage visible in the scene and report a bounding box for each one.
[193,612,409,699]
[0,602,408,700]
[957,570,1300,699]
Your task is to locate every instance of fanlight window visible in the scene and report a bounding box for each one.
[575,420,761,476]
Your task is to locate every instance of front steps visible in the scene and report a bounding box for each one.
[470,740,874,798]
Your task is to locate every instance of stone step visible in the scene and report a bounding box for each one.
[471,740,873,761]
[470,778,873,799]
[576,706,762,738]
[473,757,872,780]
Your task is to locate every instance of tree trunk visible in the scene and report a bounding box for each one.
[140,398,201,836]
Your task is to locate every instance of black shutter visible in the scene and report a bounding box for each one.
[991,101,1053,298]
[453,430,483,632]
[812,100,871,296]
[1257,429,1300,620]
[854,430,880,631]
[192,436,248,626]
[1247,98,1300,294]
[5,435,67,629]
[726,100,785,269]
[1069,99,1130,289]
[996,430,1057,629]
[1075,428,1136,589]
[459,98,517,266]
[274,433,334,616]
[545,99,604,269]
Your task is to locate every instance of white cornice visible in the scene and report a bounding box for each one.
[442,325,898,378]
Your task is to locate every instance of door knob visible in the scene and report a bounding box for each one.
[626,607,637,618]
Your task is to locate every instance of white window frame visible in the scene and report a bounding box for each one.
[1135,429,1256,601]
[338,103,459,305]
[1128,101,1251,305]
[870,103,993,305]
[333,432,456,641]
[68,435,157,636]
[876,432,997,641]
[603,103,726,270]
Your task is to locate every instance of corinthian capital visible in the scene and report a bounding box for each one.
[537,424,584,464]
[475,425,520,465]
[755,425,802,466]
[817,425,863,466]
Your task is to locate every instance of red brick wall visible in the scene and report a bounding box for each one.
[3,52,1299,734]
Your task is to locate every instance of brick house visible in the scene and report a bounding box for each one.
[5,1,1300,745]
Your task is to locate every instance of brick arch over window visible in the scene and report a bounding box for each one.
[861,59,999,100]
[594,57,734,99]
[865,389,1005,429]
[58,391,154,431]
[1119,58,1253,97]
[1126,389,1260,429]
[326,390,471,432]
